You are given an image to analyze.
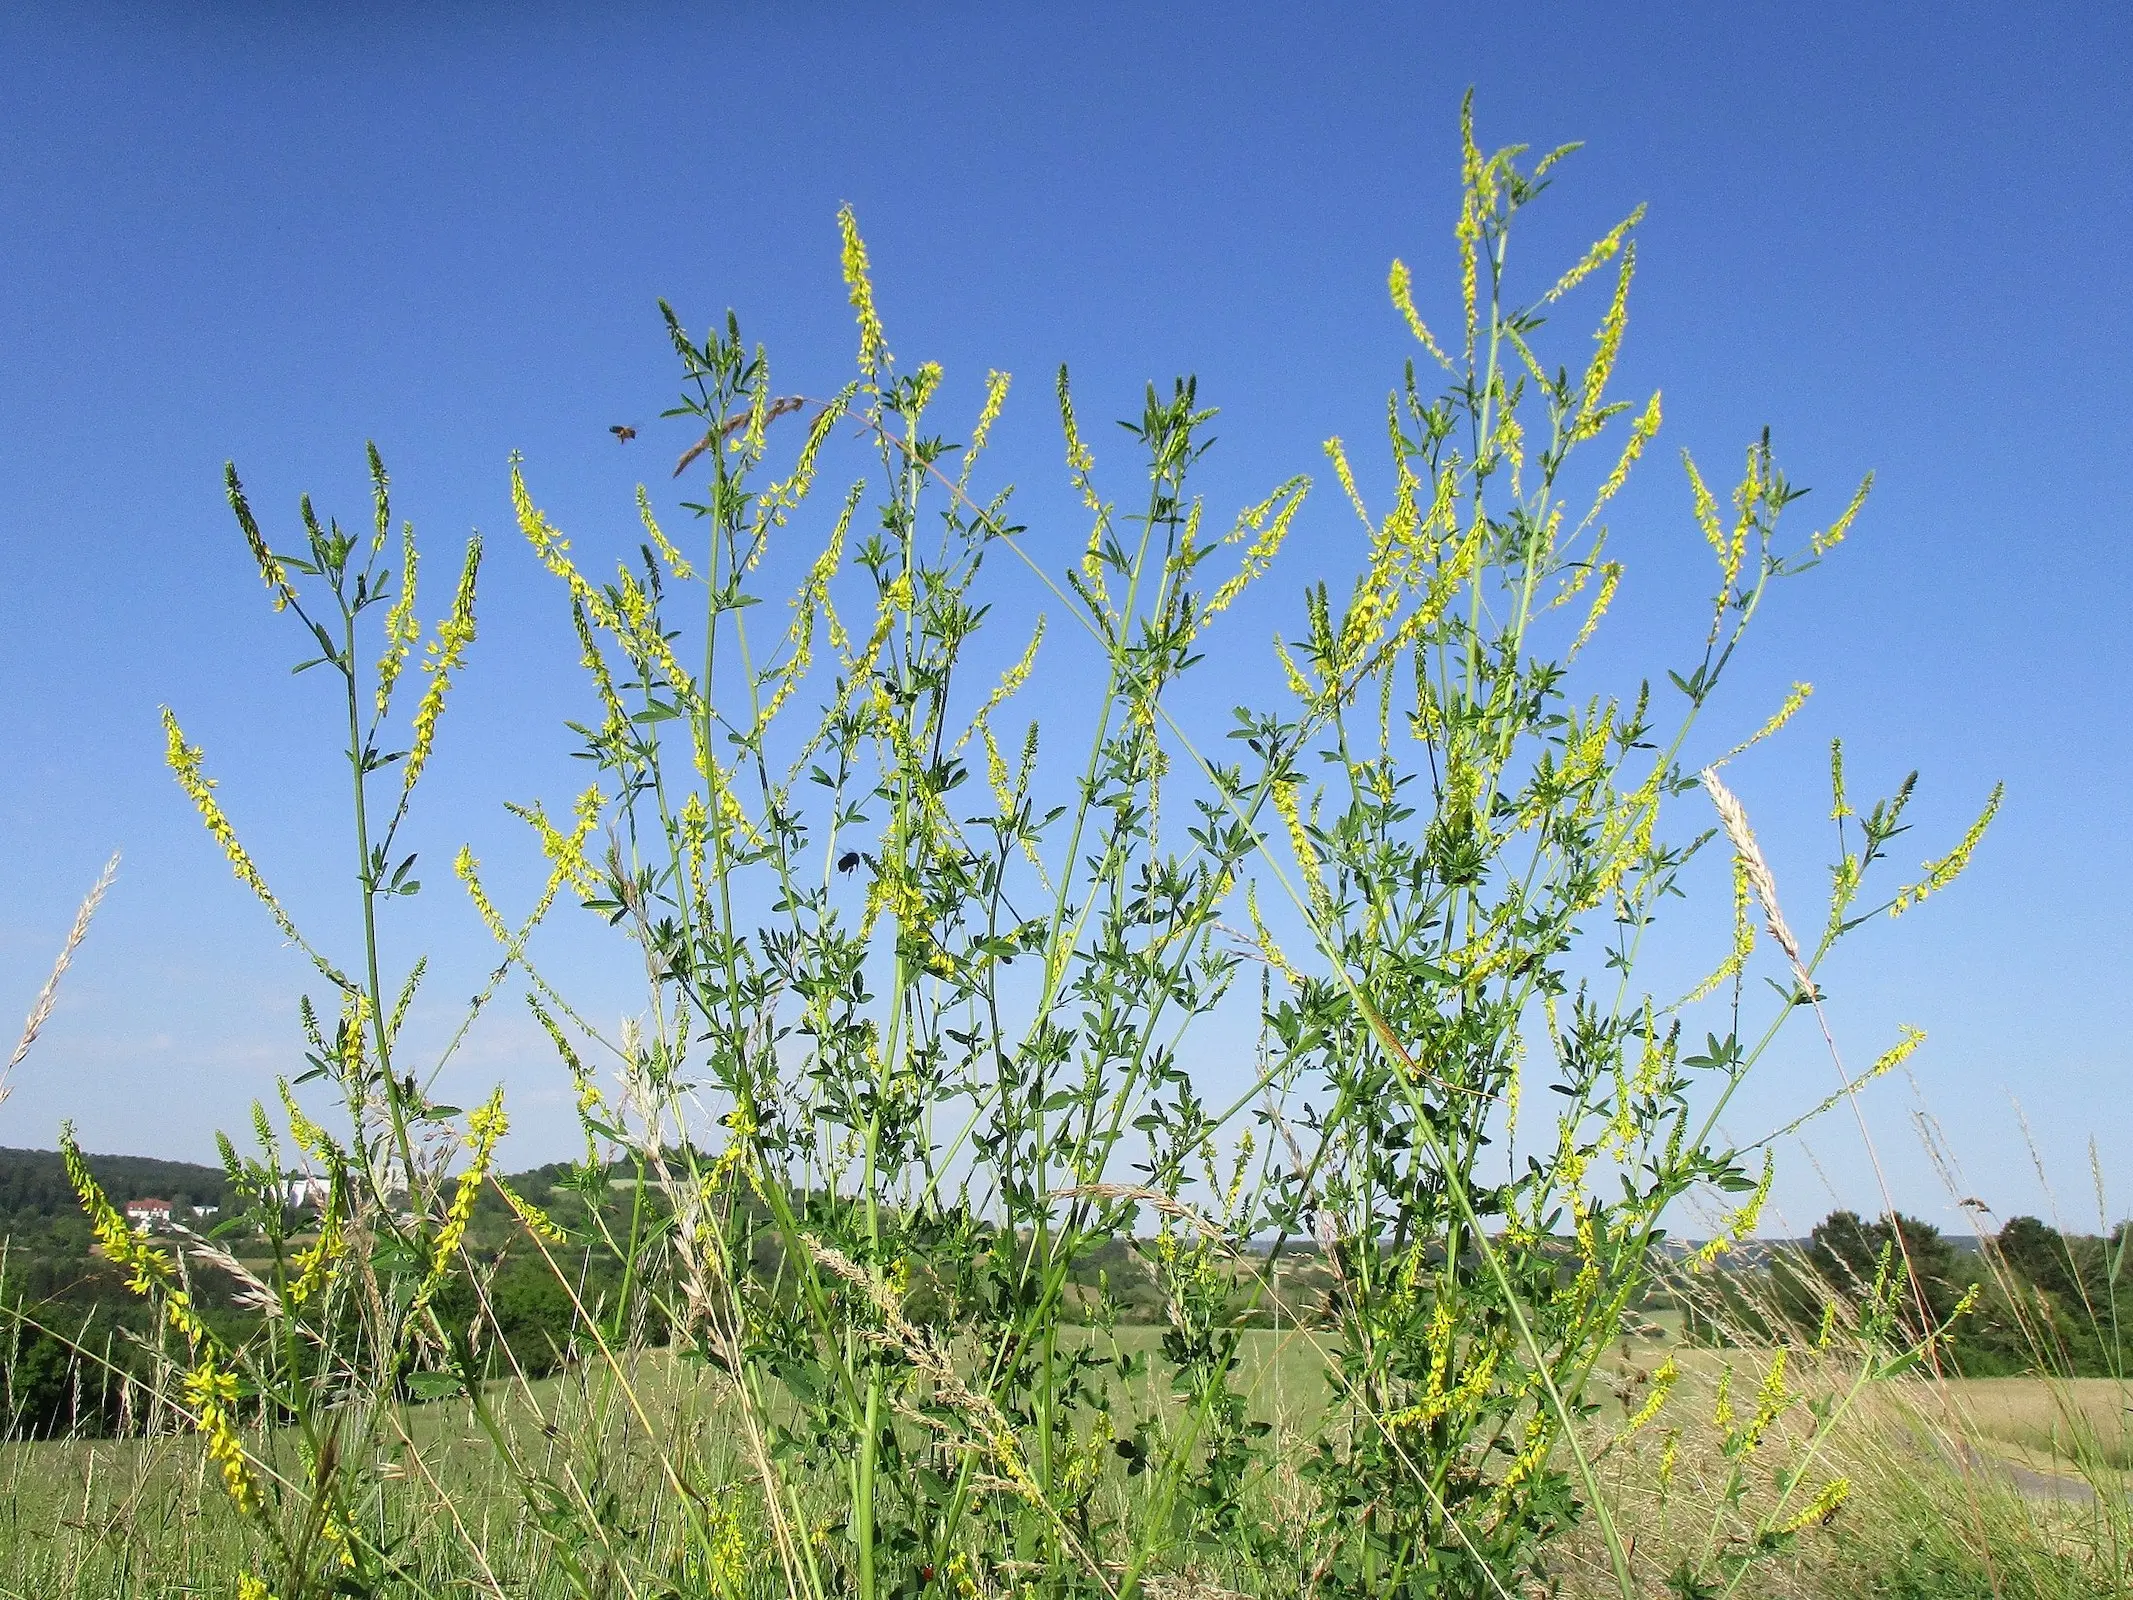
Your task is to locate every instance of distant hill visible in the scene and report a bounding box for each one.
[0,1146,230,1224]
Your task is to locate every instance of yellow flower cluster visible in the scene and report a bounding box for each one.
[751,392,848,556]
[1271,777,1327,917]
[1201,479,1307,630]
[1892,783,2003,916]
[1385,1299,1502,1433]
[1810,473,1873,557]
[1725,681,1814,762]
[952,617,1045,757]
[375,518,420,717]
[1738,1346,1790,1452]
[161,709,306,951]
[1387,258,1452,371]
[64,1130,264,1516]
[571,600,629,750]
[183,1359,261,1516]
[1622,1354,1678,1435]
[401,535,482,800]
[1690,1151,1774,1271]
[412,1090,506,1319]
[1496,1414,1553,1505]
[496,1178,568,1244]
[1573,247,1634,439]
[1457,99,1483,360]
[708,1103,758,1190]
[636,486,696,581]
[958,369,1012,491]
[758,484,855,731]
[1778,1476,1852,1533]
[224,464,295,611]
[1543,207,1644,306]
[837,205,890,377]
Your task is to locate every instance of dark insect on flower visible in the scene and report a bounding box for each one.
[837,851,862,874]
[610,425,637,442]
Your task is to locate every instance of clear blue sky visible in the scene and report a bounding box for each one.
[2,3,2126,1237]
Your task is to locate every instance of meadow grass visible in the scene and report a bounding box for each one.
[6,1336,2130,1599]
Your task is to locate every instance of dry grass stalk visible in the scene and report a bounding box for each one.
[3,852,119,1104]
[1698,770,1803,977]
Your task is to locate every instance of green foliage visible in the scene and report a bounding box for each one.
[0,100,2011,1600]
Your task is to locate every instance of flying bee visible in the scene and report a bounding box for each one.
[610,424,637,442]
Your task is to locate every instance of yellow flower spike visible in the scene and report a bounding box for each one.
[837,205,890,378]
[952,617,1045,756]
[1892,784,2003,915]
[1323,437,1373,535]
[1683,452,1725,562]
[909,360,943,417]
[412,1090,506,1320]
[1386,259,1453,371]
[1710,1365,1735,1433]
[1624,1354,1678,1435]
[980,720,1015,817]
[959,368,1013,491]
[637,485,696,581]
[401,534,482,802]
[741,360,772,460]
[1591,391,1662,514]
[223,464,296,611]
[1779,1477,1852,1533]
[1691,1150,1774,1271]
[1542,206,1646,305]
[1561,563,1621,665]
[567,600,629,750]
[161,709,315,959]
[496,1179,568,1244]
[1496,1416,1553,1503]
[376,518,420,717]
[1457,96,1483,361]
[1575,246,1635,437]
[514,462,627,641]
[1720,681,1814,763]
[1200,479,1306,628]
[1731,854,1756,967]
[1742,1346,1789,1451]
[1829,738,1850,821]
[1274,637,1318,705]
[749,391,851,558]
[1657,1429,1680,1495]
[288,1178,345,1309]
[1811,472,1874,557]
[184,1358,263,1516]
[277,1079,330,1164]
[1272,778,1328,917]
[1813,1298,1840,1352]
[1495,406,1525,480]
[1244,881,1298,986]
[1680,854,1754,1006]
[62,1127,174,1296]
[454,846,512,944]
[505,794,602,899]
[1778,1025,1926,1137]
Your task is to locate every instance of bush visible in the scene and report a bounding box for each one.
[22,98,2002,1600]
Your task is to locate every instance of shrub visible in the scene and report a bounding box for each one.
[31,98,2001,1600]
